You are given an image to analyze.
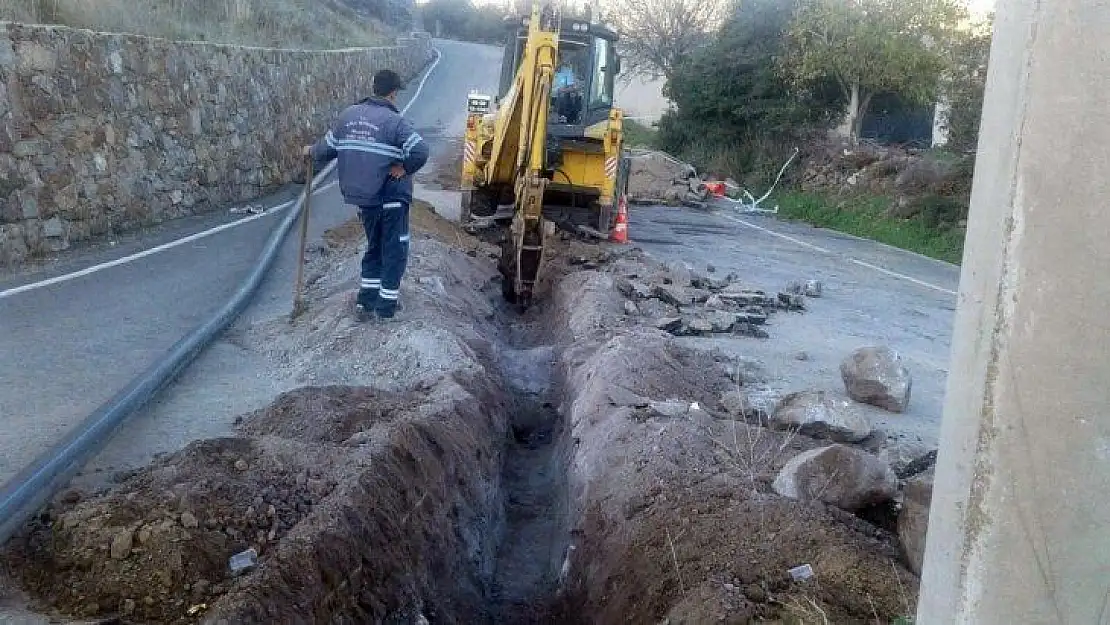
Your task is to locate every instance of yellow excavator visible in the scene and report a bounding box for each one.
[460,1,630,308]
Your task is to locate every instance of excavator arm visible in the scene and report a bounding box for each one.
[466,2,562,307]
[461,2,626,309]
[504,3,560,307]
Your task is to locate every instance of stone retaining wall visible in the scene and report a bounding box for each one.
[0,23,432,264]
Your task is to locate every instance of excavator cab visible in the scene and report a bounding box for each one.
[460,2,632,308]
[497,17,620,132]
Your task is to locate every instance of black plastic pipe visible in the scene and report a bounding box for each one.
[0,161,336,544]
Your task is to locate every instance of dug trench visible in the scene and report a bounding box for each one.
[3,202,919,624]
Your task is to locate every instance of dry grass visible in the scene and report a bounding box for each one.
[1,0,393,49]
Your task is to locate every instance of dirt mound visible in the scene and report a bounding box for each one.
[241,205,502,394]
[236,385,421,444]
[7,436,330,622]
[206,376,512,624]
[626,150,700,205]
[7,377,511,625]
[799,140,974,227]
[548,259,919,623]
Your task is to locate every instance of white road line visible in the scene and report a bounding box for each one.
[0,181,339,301]
[848,258,958,295]
[400,47,442,117]
[720,213,832,254]
[720,213,958,296]
[1,46,444,301]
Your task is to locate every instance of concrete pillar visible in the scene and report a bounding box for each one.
[931,96,950,148]
[917,1,1110,623]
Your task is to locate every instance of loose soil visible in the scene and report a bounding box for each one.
[3,202,919,624]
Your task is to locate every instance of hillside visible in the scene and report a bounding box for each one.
[1,0,414,48]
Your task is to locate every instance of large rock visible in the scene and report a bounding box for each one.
[770,391,872,442]
[840,346,912,412]
[772,445,897,511]
[898,468,934,575]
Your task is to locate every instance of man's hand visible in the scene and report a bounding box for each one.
[389,164,406,179]
[302,145,313,157]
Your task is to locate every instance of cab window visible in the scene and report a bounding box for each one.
[589,36,615,108]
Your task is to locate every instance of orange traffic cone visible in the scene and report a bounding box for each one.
[610,195,629,243]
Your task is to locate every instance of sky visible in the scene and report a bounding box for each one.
[969,0,995,16]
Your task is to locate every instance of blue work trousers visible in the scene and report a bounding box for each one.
[357,200,410,314]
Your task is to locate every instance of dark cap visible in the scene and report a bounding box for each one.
[372,69,405,97]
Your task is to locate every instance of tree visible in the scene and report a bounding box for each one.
[605,0,732,81]
[657,0,841,181]
[662,0,839,139]
[782,0,967,144]
[942,14,993,152]
[417,0,506,43]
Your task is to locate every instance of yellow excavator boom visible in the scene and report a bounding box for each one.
[461,1,629,308]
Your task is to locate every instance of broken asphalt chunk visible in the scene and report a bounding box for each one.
[718,288,775,306]
[615,276,654,299]
[777,292,806,310]
[707,311,739,333]
[770,390,872,442]
[652,284,693,307]
[732,323,770,339]
[229,548,258,575]
[652,317,683,332]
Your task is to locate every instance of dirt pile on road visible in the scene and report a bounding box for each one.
[626,149,702,205]
[6,203,920,624]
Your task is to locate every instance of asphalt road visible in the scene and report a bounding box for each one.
[0,39,503,486]
[629,203,960,459]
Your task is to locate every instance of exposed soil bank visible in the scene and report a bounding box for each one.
[4,204,918,624]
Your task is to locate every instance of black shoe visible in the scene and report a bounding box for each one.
[355,303,375,322]
[356,288,381,309]
[377,300,400,319]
